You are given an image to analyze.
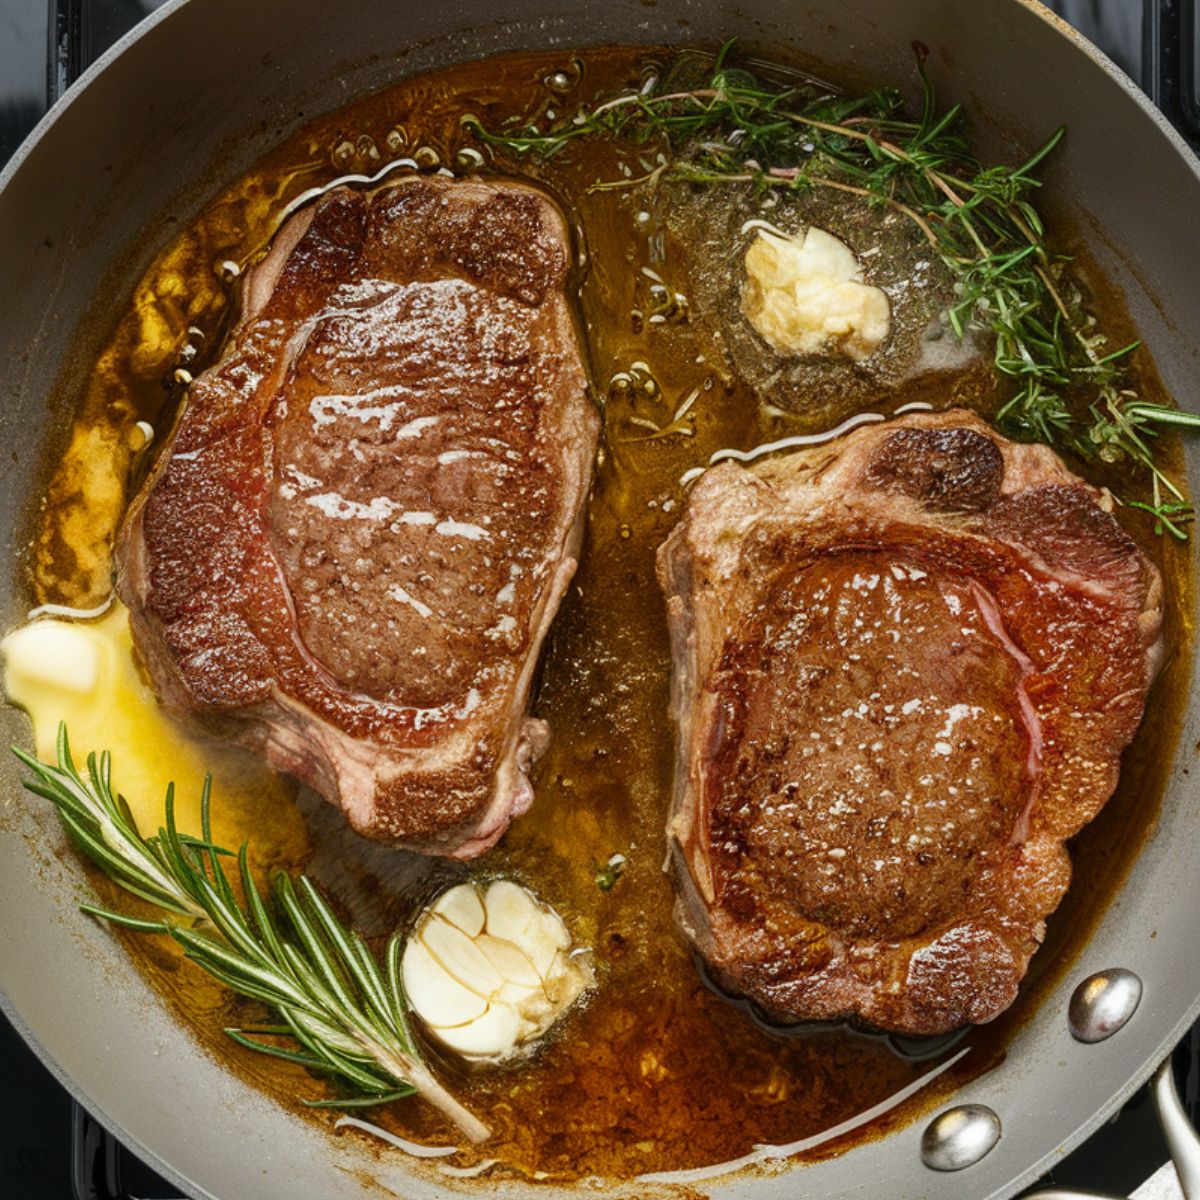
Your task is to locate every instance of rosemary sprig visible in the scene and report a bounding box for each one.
[12,725,489,1144]
[466,41,1200,536]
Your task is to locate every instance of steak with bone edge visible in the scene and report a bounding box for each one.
[657,410,1163,1034]
[119,176,598,857]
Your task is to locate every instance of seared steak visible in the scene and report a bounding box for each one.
[658,410,1162,1034]
[120,176,598,857]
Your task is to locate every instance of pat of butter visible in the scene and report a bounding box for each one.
[1,604,305,858]
[742,225,891,360]
[1,621,101,696]
[403,880,591,1062]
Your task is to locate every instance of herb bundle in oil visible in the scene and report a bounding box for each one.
[466,42,1200,537]
[13,726,488,1143]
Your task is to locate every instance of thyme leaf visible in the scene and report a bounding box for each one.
[593,853,627,892]
[466,41,1200,535]
[12,725,489,1144]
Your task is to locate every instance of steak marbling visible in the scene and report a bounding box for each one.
[658,410,1163,1034]
[120,176,598,857]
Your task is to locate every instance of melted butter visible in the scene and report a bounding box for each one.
[34,164,326,608]
[742,225,891,359]
[1,603,307,860]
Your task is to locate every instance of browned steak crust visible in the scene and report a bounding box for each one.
[658,410,1162,1035]
[119,176,598,857]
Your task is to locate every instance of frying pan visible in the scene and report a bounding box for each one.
[2,1,1200,1197]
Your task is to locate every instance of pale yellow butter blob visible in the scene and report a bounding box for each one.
[742,225,891,360]
[2,603,306,859]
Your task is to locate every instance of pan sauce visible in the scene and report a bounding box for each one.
[23,46,1193,1183]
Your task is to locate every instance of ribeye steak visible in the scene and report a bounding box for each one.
[120,176,598,857]
[658,410,1162,1034]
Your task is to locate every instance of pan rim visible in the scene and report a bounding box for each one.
[0,986,218,1200]
[1,2,1199,1198]
[4,0,1199,199]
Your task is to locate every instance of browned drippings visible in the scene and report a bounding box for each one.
[25,45,1193,1184]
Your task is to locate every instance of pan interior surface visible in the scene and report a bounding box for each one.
[1,1,1199,1198]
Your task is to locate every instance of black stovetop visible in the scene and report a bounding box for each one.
[1,2,1198,1198]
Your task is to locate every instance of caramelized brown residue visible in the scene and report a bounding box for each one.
[28,45,1192,1184]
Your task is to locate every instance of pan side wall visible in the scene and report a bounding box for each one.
[1,2,1199,1198]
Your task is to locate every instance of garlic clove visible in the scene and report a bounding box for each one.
[474,934,542,990]
[495,977,545,1012]
[431,880,486,937]
[526,906,571,977]
[433,1001,524,1058]
[420,914,504,995]
[480,879,573,978]
[402,880,592,1062]
[481,879,539,945]
[401,938,489,1026]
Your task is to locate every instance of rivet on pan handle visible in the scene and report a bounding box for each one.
[1024,1058,1200,1200]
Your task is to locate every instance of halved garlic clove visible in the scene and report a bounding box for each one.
[430,880,486,937]
[402,880,591,1063]
[401,939,489,1027]
[481,878,540,946]
[436,1002,526,1060]
[474,934,542,989]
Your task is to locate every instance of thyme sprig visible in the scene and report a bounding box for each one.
[466,42,1200,536]
[13,725,489,1144]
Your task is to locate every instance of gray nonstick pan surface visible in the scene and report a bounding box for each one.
[2,1,1200,1197]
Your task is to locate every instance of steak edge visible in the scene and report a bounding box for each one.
[657,410,1163,1034]
[119,176,598,857]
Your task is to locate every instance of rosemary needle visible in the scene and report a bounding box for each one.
[466,40,1200,537]
[12,724,489,1144]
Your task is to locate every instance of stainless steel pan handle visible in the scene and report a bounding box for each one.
[47,0,87,105]
[71,1102,183,1200]
[1156,1057,1200,1199]
[1026,1060,1200,1200]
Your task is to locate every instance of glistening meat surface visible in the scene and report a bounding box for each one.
[119,176,598,857]
[658,411,1163,1034]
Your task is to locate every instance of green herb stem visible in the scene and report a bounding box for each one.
[13,726,489,1145]
[467,41,1200,535]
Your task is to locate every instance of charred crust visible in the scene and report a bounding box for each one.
[365,179,566,305]
[864,426,1004,513]
[986,483,1143,593]
[272,189,368,317]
